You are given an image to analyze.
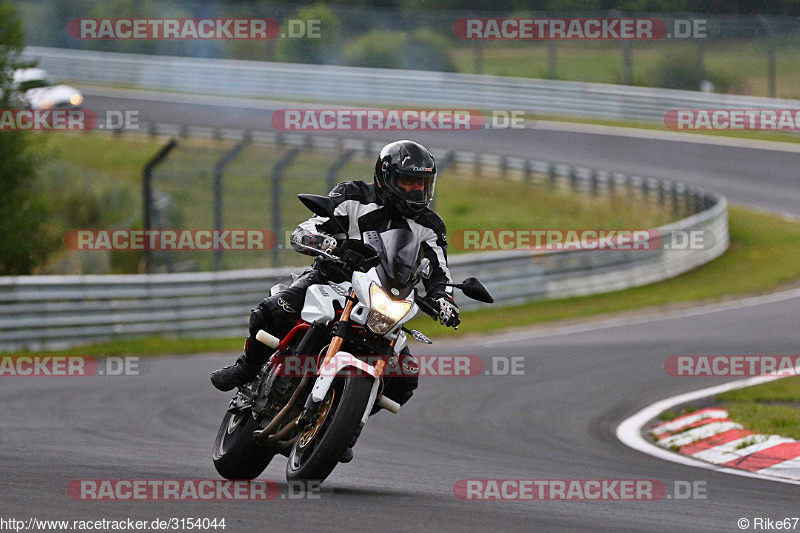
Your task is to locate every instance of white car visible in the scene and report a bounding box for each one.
[13,68,83,109]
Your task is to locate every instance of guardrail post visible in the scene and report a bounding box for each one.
[760,16,777,98]
[433,151,456,212]
[640,177,650,203]
[271,147,302,267]
[623,174,633,200]
[622,39,633,85]
[213,133,251,271]
[590,169,598,195]
[524,160,533,184]
[142,139,178,273]
[547,41,557,79]
[696,39,706,91]
[569,167,577,192]
[473,39,484,74]
[684,187,692,216]
[671,183,680,216]
[326,149,356,191]
[548,163,557,190]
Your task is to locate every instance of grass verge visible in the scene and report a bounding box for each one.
[716,377,800,440]
[653,377,800,444]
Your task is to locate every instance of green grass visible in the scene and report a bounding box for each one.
[725,402,800,441]
[719,376,800,441]
[656,377,800,443]
[35,132,674,273]
[717,376,800,403]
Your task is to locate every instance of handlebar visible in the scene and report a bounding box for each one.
[292,242,344,264]
[415,295,440,319]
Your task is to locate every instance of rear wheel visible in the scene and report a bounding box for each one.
[213,408,275,480]
[286,375,373,483]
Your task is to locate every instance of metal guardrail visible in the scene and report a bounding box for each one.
[21,46,800,122]
[0,124,728,351]
[3,49,733,350]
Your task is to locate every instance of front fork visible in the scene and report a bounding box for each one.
[297,291,400,429]
[251,289,399,449]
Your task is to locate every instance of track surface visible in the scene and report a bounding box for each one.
[1,88,798,532]
[85,88,800,216]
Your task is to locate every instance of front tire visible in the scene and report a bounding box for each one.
[286,376,373,483]
[213,408,275,480]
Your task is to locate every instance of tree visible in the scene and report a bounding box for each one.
[0,2,55,275]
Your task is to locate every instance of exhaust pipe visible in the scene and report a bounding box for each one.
[376,395,401,414]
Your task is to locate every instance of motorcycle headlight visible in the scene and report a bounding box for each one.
[367,283,412,335]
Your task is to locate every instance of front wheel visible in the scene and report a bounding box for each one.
[213,408,275,480]
[286,375,373,483]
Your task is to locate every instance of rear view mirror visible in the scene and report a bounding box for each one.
[298,194,336,218]
[455,277,494,303]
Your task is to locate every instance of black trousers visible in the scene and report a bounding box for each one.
[246,268,417,406]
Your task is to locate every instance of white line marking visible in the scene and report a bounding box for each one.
[658,421,742,449]
[758,455,800,479]
[694,435,795,465]
[651,408,728,435]
[469,286,800,348]
[691,435,768,464]
[616,364,800,485]
[535,120,800,154]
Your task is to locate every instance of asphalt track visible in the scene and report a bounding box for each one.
[83,87,800,216]
[1,88,798,531]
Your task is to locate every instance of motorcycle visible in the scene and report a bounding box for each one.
[212,193,494,484]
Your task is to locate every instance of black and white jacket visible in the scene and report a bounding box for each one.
[291,180,454,300]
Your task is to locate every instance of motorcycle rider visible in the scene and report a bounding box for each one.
[210,140,460,424]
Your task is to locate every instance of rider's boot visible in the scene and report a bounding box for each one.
[210,336,272,391]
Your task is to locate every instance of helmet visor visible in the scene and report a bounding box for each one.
[390,171,436,206]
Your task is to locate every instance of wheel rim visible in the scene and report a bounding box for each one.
[217,411,247,456]
[296,388,335,453]
[289,379,344,471]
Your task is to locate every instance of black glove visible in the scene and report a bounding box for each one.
[435,296,460,328]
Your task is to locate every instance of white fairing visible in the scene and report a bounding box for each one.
[301,283,348,324]
[300,268,418,350]
[349,268,418,347]
[310,351,381,425]
[393,330,409,354]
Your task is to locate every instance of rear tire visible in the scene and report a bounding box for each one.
[213,408,274,480]
[286,376,373,483]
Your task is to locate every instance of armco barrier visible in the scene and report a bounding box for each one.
[0,126,727,351]
[20,46,800,122]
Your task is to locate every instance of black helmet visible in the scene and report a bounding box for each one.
[374,140,437,218]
